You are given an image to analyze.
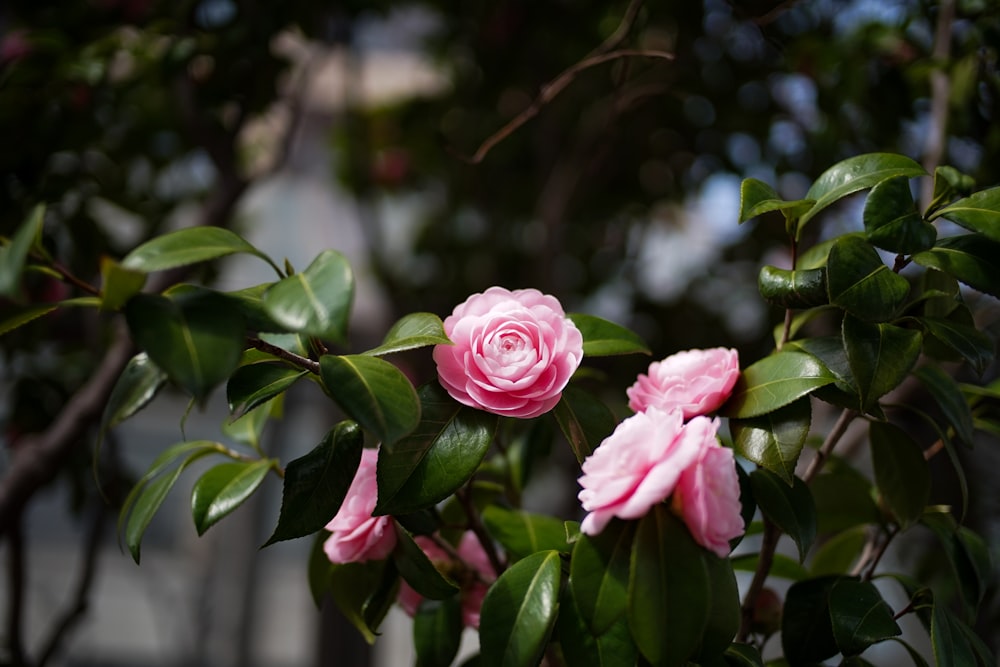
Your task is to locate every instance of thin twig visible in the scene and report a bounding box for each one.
[920,0,955,208]
[246,336,321,374]
[591,0,645,56]
[802,408,858,484]
[737,520,780,642]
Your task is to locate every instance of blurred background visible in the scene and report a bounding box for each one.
[1,0,999,665]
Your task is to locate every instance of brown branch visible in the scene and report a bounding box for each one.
[246,336,321,375]
[802,408,858,484]
[920,0,955,208]
[737,519,780,642]
[458,49,674,165]
[591,0,645,56]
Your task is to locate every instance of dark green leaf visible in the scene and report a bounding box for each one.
[749,469,816,561]
[0,304,58,335]
[392,524,460,600]
[930,186,1000,241]
[843,315,921,410]
[225,283,287,333]
[810,466,881,535]
[913,365,975,447]
[552,385,618,463]
[799,153,925,230]
[568,313,650,357]
[921,512,991,619]
[810,526,868,576]
[827,235,910,322]
[738,177,814,225]
[100,257,147,311]
[731,552,808,581]
[931,602,979,667]
[375,383,496,515]
[781,576,841,664]
[889,637,932,667]
[731,397,811,485]
[556,587,637,667]
[917,317,994,374]
[918,268,962,319]
[322,556,396,643]
[479,550,561,667]
[122,226,275,273]
[869,421,929,528]
[190,459,273,536]
[788,335,856,395]
[829,578,901,656]
[863,176,936,253]
[628,506,710,666]
[308,530,336,607]
[222,395,278,448]
[363,312,452,356]
[125,291,246,401]
[320,354,420,445]
[697,554,741,662]
[0,204,43,297]
[757,266,828,309]
[721,350,835,419]
[414,597,464,667]
[263,421,364,546]
[263,249,354,343]
[227,362,308,418]
[913,235,1000,298]
[482,506,570,560]
[101,352,167,433]
[570,519,633,636]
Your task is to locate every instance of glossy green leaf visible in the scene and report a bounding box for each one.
[225,283,286,333]
[810,466,881,535]
[930,186,1000,241]
[799,153,925,230]
[375,383,496,515]
[227,362,308,418]
[827,235,910,322]
[926,165,975,216]
[263,421,364,546]
[317,555,395,643]
[731,552,808,581]
[414,596,464,667]
[913,234,1000,298]
[628,506,710,666]
[781,576,841,664]
[731,397,811,485]
[190,459,273,535]
[788,335,855,394]
[913,365,975,447]
[843,315,921,410]
[262,249,354,343]
[931,602,979,667]
[552,385,618,463]
[393,524,460,600]
[810,527,868,576]
[482,506,570,560]
[0,204,43,297]
[738,177,814,225]
[568,313,650,356]
[829,578,901,656]
[697,554,741,662]
[570,519,633,636]
[101,352,167,433]
[479,550,561,667]
[921,512,992,618]
[125,291,245,401]
[758,266,828,309]
[556,587,636,667]
[721,350,835,419]
[363,312,452,356]
[749,468,816,561]
[122,226,275,273]
[100,256,147,311]
[917,316,994,374]
[320,354,420,445]
[869,421,929,528]
[918,268,962,318]
[863,176,936,253]
[723,643,764,667]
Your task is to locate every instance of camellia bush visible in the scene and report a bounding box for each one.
[2,152,999,666]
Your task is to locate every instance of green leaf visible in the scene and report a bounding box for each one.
[738,177,814,225]
[100,352,167,433]
[913,234,1000,298]
[227,362,308,418]
[0,303,58,335]
[570,519,633,636]
[315,554,395,643]
[567,313,650,356]
[628,506,710,666]
[483,506,570,561]
[913,365,975,447]
[263,421,364,546]
[479,550,561,667]
[99,257,147,311]
[926,166,975,217]
[757,266,828,309]
[697,554,741,662]
[809,527,868,576]
[556,587,637,667]
[0,204,44,297]
[827,235,910,322]
[414,596,464,667]
[749,468,816,561]
[863,176,936,254]
[122,226,275,273]
[931,602,980,667]
[731,552,808,581]
[320,354,420,445]
[829,578,901,656]
[930,186,1000,241]
[124,291,246,401]
[889,637,932,667]
[921,512,992,619]
[552,385,618,464]
[788,335,856,395]
[731,397,811,485]
[721,350,835,419]
[190,459,273,536]
[392,524,460,600]
[363,312,452,356]
[308,530,336,607]
[810,467,881,535]
[842,315,922,411]
[917,316,994,374]
[375,383,496,515]
[222,395,280,448]
[799,153,925,230]
[225,283,287,333]
[262,249,354,343]
[869,421,929,528]
[724,643,764,667]
[781,576,841,664]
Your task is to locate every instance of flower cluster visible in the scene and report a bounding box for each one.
[323,447,396,563]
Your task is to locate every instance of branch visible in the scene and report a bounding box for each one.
[802,408,858,483]
[247,336,321,375]
[736,519,780,641]
[591,0,645,56]
[920,0,955,208]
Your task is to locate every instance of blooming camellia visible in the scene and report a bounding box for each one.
[323,448,396,564]
[397,531,496,628]
[627,347,740,419]
[672,440,745,557]
[433,287,583,419]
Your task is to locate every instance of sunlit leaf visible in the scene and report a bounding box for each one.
[320,354,420,445]
[100,352,167,434]
[100,256,147,311]
[930,186,1000,241]
[263,249,354,343]
[568,313,650,357]
[721,350,835,419]
[190,459,273,535]
[913,235,1000,299]
[738,177,814,225]
[731,397,811,485]
[122,226,276,273]
[863,176,936,253]
[363,312,452,356]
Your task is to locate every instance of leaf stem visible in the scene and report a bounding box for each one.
[247,336,321,375]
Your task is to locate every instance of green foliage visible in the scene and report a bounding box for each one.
[363,312,452,356]
[568,313,651,357]
[263,250,354,343]
[190,459,274,536]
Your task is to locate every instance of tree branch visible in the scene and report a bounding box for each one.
[920,0,955,208]
[247,336,321,374]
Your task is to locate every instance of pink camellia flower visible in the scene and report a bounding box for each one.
[672,441,745,557]
[323,448,396,564]
[578,408,709,535]
[626,347,740,419]
[433,287,583,419]
[397,531,496,628]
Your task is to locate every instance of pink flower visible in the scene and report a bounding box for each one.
[397,531,496,628]
[627,348,740,419]
[323,448,396,564]
[433,287,583,419]
[578,408,707,535]
[672,442,744,557]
